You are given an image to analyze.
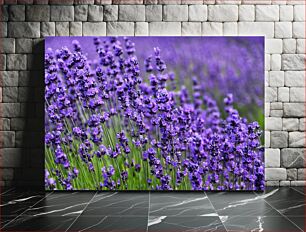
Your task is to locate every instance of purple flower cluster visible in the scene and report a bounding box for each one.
[45,37,264,191]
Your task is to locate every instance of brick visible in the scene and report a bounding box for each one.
[119,5,145,21]
[280,5,293,21]
[270,102,282,110]
[74,0,94,3]
[255,5,279,21]
[18,71,31,86]
[75,5,88,21]
[297,39,305,54]
[41,22,55,37]
[11,118,25,130]
[265,87,277,102]
[55,22,69,36]
[1,5,9,22]
[149,22,181,36]
[70,22,82,36]
[202,22,222,35]
[269,71,284,87]
[9,5,25,21]
[270,110,283,117]
[299,119,305,131]
[265,39,282,54]
[51,6,74,21]
[104,5,118,21]
[0,38,15,53]
[284,103,305,117]
[135,22,148,36]
[266,181,280,187]
[1,71,18,86]
[1,168,14,181]
[1,148,22,167]
[265,168,286,181]
[270,102,283,110]
[283,118,299,131]
[0,54,6,71]
[107,22,133,36]
[282,54,305,71]
[146,5,161,22]
[33,0,48,3]
[159,0,181,3]
[49,0,74,4]
[293,22,305,38]
[223,22,237,35]
[270,131,288,148]
[2,22,8,38]
[3,87,18,102]
[265,130,270,147]
[285,71,305,87]
[7,54,26,70]
[271,54,281,71]
[238,22,274,37]
[239,5,255,21]
[281,148,305,168]
[189,5,207,21]
[88,5,103,21]
[182,22,201,36]
[95,0,112,4]
[290,181,306,186]
[163,5,188,21]
[2,131,15,147]
[279,181,290,186]
[113,0,143,3]
[144,0,158,3]
[265,149,280,168]
[287,168,297,180]
[8,22,40,38]
[266,117,282,131]
[217,0,241,3]
[265,102,270,117]
[283,39,296,54]
[3,103,20,117]
[208,5,238,21]
[203,0,216,5]
[290,87,305,102]
[265,54,270,70]
[275,22,292,39]
[294,5,305,21]
[297,169,306,180]
[289,132,305,147]
[182,0,203,3]
[16,39,32,53]
[26,5,50,21]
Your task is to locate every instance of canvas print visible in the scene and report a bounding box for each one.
[45,36,264,191]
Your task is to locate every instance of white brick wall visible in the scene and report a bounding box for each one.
[1,0,305,187]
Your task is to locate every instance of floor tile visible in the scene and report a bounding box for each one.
[257,187,304,202]
[0,190,48,217]
[207,191,280,216]
[221,215,303,232]
[291,187,306,195]
[287,216,305,231]
[20,191,96,217]
[70,216,148,231]
[149,192,214,216]
[148,216,226,232]
[1,215,76,231]
[81,192,149,216]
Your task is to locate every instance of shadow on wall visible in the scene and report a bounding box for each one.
[14,40,45,189]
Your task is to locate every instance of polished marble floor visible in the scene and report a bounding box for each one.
[0,187,305,231]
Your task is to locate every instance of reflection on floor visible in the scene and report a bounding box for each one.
[1,187,305,231]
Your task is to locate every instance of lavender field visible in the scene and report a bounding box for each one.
[45,37,264,191]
